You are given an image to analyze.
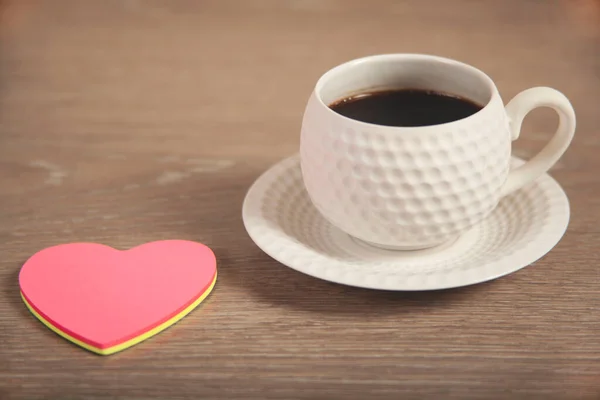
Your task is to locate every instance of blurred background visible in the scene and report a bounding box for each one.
[0,0,597,165]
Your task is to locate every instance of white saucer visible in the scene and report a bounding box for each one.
[242,154,570,291]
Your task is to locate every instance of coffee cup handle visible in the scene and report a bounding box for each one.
[500,86,576,196]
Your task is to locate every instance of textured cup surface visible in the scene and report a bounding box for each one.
[300,54,513,249]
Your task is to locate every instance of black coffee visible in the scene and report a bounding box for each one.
[328,89,483,127]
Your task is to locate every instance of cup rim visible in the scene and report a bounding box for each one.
[313,53,498,130]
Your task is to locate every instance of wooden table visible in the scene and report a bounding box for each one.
[1,1,599,398]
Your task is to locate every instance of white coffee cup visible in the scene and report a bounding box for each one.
[300,54,575,250]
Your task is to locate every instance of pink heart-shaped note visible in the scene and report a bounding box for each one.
[19,240,217,355]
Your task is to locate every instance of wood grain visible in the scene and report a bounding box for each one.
[0,0,599,399]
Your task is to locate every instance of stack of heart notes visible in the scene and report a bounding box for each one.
[19,240,217,355]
